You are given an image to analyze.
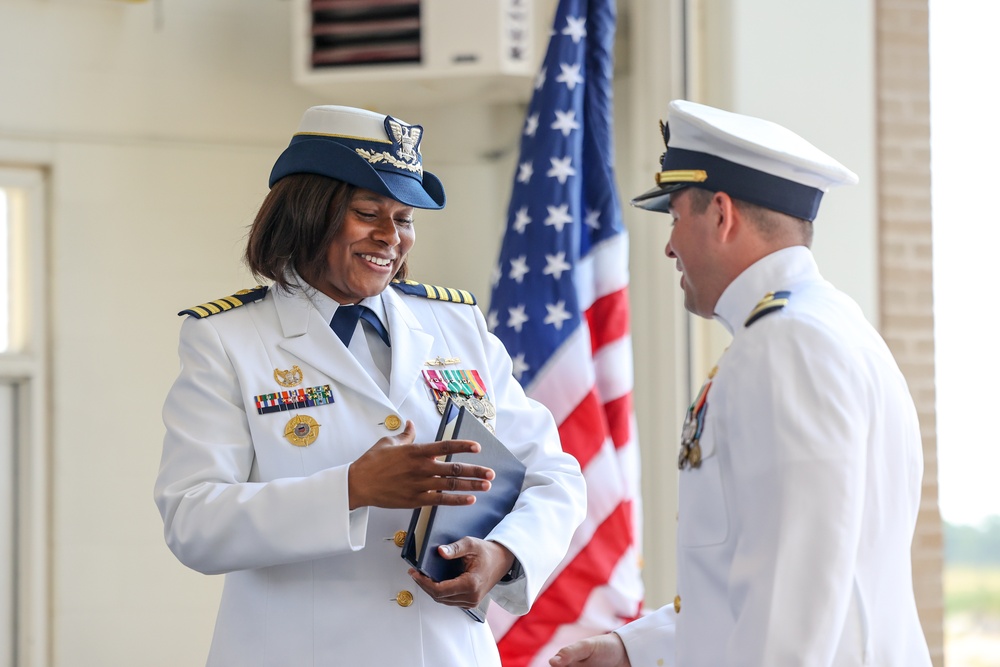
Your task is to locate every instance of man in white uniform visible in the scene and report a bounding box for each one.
[550,101,933,666]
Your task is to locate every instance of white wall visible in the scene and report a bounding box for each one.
[2,2,337,665]
[688,0,879,369]
[0,0,877,664]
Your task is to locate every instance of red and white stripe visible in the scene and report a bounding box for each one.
[489,232,644,666]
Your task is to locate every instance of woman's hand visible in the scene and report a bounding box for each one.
[407,538,515,609]
[347,420,495,510]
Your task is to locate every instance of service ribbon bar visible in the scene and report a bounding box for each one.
[254,385,334,415]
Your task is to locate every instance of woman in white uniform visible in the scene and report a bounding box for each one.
[154,105,586,667]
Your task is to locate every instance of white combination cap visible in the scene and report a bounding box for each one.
[269,105,445,209]
[631,100,858,221]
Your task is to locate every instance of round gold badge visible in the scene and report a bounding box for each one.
[284,415,320,447]
[395,590,414,607]
[384,414,402,430]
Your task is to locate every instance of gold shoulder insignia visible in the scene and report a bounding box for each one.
[178,285,269,318]
[391,279,477,305]
[744,290,791,327]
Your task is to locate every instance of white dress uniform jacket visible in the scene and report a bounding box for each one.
[618,247,931,667]
[154,282,586,667]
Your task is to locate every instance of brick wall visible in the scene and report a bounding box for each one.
[875,1,944,664]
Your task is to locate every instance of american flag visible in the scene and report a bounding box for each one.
[486,0,644,664]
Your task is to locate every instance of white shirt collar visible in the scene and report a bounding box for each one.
[287,270,390,329]
[713,246,820,334]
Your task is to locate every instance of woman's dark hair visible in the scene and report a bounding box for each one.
[245,174,411,291]
[244,175,413,292]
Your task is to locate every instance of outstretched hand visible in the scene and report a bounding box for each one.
[348,420,495,510]
[549,633,631,667]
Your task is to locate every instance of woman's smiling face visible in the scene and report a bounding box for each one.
[318,188,415,304]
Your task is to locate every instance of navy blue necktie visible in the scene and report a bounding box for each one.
[330,305,390,348]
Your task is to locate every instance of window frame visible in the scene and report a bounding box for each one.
[0,166,50,667]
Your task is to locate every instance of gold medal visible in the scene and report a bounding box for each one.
[284,414,320,447]
[688,441,702,468]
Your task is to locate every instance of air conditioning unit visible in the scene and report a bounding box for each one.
[292,0,548,107]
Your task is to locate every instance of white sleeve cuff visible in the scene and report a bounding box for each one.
[616,605,677,667]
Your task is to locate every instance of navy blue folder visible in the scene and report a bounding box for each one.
[401,398,527,621]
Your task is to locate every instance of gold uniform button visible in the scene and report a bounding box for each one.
[384,414,402,430]
[393,530,407,547]
[673,595,681,614]
[396,590,414,607]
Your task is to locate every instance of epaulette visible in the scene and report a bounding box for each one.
[178,285,269,318]
[391,279,477,305]
[744,290,791,327]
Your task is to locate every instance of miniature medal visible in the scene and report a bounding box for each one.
[687,441,702,467]
[678,365,717,470]
[678,413,697,469]
[421,367,495,426]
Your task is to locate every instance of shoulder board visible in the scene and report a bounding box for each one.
[391,279,477,305]
[178,285,269,319]
[744,290,791,327]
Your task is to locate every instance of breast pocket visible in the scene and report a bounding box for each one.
[677,429,730,547]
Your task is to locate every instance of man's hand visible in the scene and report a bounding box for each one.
[348,420,495,510]
[549,633,631,666]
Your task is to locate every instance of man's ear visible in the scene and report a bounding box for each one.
[712,191,739,243]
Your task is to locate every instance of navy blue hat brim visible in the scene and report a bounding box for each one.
[630,182,688,213]
[631,147,824,221]
[268,137,446,210]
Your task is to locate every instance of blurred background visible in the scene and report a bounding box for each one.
[1,0,992,665]
[930,0,1000,665]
